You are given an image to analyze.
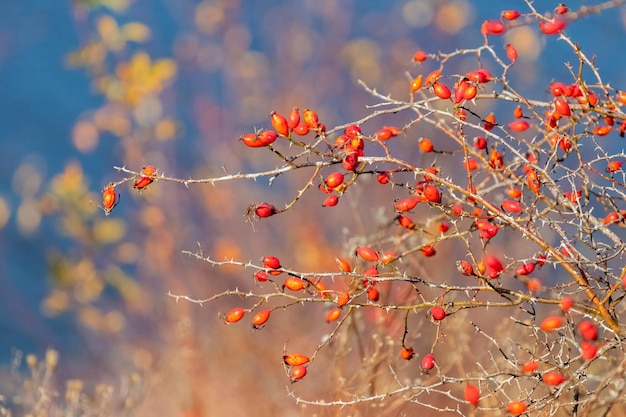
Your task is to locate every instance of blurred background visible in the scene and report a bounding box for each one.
[0,0,625,415]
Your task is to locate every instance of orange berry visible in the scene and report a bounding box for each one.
[507,401,527,416]
[521,360,538,373]
[513,106,523,118]
[410,75,423,92]
[400,346,414,360]
[593,125,612,136]
[335,257,352,273]
[325,172,344,189]
[526,278,542,292]
[367,287,380,302]
[283,277,306,291]
[607,161,623,173]
[424,69,441,86]
[283,353,310,366]
[224,307,245,323]
[484,113,496,131]
[302,109,319,129]
[540,316,564,331]
[325,307,342,323]
[397,214,416,229]
[433,83,451,99]
[270,111,290,137]
[506,188,522,199]
[542,371,566,386]
[419,137,434,153]
[102,184,118,215]
[559,297,574,311]
[355,247,379,262]
[252,309,271,329]
[336,291,350,307]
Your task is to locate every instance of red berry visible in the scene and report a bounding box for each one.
[521,360,538,373]
[287,107,300,130]
[255,271,269,282]
[322,194,339,207]
[395,197,418,212]
[509,119,530,132]
[367,287,380,302]
[344,124,361,138]
[430,306,446,321]
[554,98,571,116]
[501,199,523,213]
[254,202,276,218]
[482,19,506,35]
[578,320,598,340]
[502,10,521,20]
[457,260,474,276]
[262,256,281,269]
[421,353,435,371]
[290,365,307,382]
[580,341,598,360]
[377,172,390,184]
[421,245,436,257]
[413,50,427,62]
[473,136,487,150]
[559,297,574,311]
[464,384,480,407]
[506,44,517,62]
[540,19,567,35]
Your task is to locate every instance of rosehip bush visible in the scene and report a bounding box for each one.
[92,1,626,416]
